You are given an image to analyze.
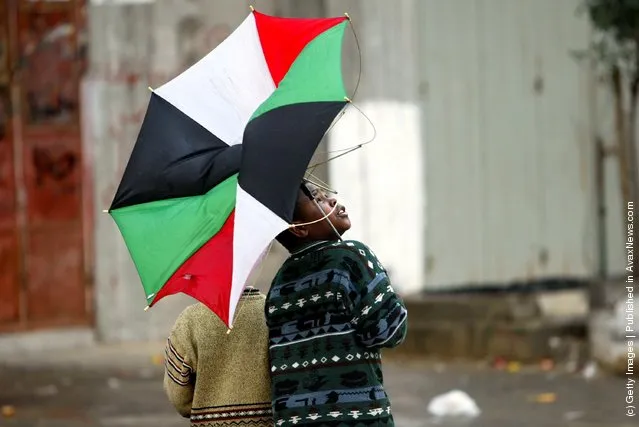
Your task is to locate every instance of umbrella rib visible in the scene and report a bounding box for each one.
[303,173,337,194]
[348,15,363,102]
[307,102,377,170]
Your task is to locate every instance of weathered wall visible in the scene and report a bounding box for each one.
[84,0,621,342]
[327,0,612,292]
[419,0,597,290]
[419,0,596,290]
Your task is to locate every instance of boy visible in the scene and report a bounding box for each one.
[164,286,273,426]
[266,182,408,426]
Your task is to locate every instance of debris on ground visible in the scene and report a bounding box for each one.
[540,358,554,371]
[1,405,15,418]
[532,392,557,403]
[582,362,598,380]
[427,389,481,418]
[506,361,521,373]
[492,357,507,370]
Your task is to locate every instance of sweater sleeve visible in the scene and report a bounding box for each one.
[344,241,408,349]
[163,306,198,418]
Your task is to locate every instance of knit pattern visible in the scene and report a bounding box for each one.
[191,402,272,426]
[266,240,408,427]
[164,288,273,427]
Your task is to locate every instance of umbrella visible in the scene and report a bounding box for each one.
[106,9,351,327]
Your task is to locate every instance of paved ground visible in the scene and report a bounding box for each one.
[0,343,635,427]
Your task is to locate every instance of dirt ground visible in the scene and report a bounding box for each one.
[0,343,636,427]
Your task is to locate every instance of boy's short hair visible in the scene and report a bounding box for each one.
[275,183,312,251]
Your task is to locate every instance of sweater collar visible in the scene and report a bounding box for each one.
[290,240,333,256]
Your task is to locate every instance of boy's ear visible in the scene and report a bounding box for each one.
[289,224,309,239]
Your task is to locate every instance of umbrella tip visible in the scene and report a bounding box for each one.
[226,327,233,335]
[344,12,351,21]
[102,209,109,213]
[144,306,150,312]
[148,86,153,92]
[249,5,255,12]
[344,96,352,103]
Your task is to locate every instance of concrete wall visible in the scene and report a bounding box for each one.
[418,0,596,290]
[328,0,602,293]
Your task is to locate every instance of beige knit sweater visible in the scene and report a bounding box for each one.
[163,288,272,426]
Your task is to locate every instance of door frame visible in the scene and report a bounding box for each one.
[0,0,92,333]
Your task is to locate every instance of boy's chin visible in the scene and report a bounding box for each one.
[325,217,351,237]
[335,219,352,235]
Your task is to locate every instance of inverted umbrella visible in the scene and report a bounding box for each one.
[106,9,351,327]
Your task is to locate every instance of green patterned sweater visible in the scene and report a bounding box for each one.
[265,240,408,426]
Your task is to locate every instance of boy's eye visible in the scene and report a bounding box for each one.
[310,190,330,203]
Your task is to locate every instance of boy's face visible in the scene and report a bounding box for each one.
[291,183,351,241]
